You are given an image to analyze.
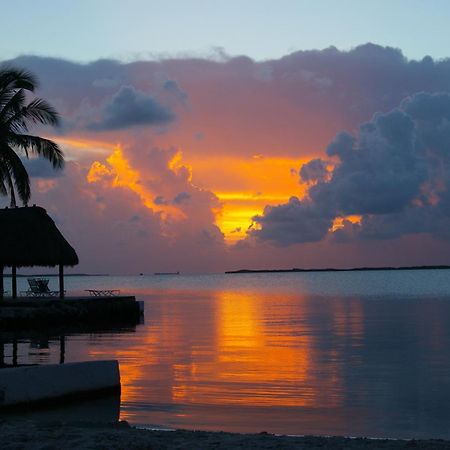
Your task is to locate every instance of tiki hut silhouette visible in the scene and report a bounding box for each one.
[0,206,79,299]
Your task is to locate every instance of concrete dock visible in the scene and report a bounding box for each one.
[0,296,143,330]
[0,360,120,409]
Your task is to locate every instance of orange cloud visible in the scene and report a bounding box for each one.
[330,215,362,232]
[86,147,312,244]
[50,136,116,161]
[87,145,185,221]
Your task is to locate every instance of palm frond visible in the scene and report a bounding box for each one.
[0,67,62,206]
[0,145,31,205]
[5,171,16,207]
[18,98,60,127]
[0,68,37,95]
[0,164,9,197]
[10,134,64,168]
[0,69,35,121]
[0,89,27,126]
[0,90,19,110]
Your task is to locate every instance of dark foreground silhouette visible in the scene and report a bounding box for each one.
[2,421,450,450]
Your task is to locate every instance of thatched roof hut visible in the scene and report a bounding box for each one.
[0,205,79,299]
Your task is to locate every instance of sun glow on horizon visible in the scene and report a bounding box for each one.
[185,155,310,243]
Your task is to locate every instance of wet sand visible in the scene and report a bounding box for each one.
[2,421,450,450]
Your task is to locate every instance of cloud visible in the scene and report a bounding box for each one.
[299,158,329,184]
[88,85,175,130]
[251,92,450,245]
[252,197,333,246]
[92,77,120,89]
[7,45,450,270]
[173,191,191,204]
[22,148,227,274]
[10,43,450,158]
[23,158,64,179]
[154,195,168,205]
[163,79,188,103]
[312,109,425,216]
[129,215,141,222]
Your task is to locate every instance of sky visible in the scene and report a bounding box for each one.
[3,0,450,62]
[3,1,450,274]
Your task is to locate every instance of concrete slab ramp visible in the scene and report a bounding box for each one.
[0,360,120,408]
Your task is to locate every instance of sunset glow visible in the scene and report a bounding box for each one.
[330,215,363,232]
[84,145,311,243]
[87,146,185,221]
[6,40,450,273]
[4,2,450,445]
[5,2,450,445]
[189,156,309,243]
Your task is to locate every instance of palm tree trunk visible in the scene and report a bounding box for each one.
[60,335,65,364]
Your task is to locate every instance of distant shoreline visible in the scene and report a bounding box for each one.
[225,265,450,274]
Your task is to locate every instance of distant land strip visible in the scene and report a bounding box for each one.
[225,265,450,274]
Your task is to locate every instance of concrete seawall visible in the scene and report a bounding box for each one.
[0,360,120,409]
[0,296,142,330]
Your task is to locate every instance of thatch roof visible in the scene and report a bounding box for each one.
[0,206,79,267]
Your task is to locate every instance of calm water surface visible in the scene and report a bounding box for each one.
[3,270,450,439]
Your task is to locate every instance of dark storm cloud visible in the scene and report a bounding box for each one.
[311,109,426,216]
[252,92,450,245]
[252,197,333,246]
[274,43,450,122]
[299,158,328,184]
[88,86,175,130]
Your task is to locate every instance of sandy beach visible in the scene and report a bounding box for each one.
[2,421,450,450]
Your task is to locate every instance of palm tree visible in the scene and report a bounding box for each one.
[0,67,64,207]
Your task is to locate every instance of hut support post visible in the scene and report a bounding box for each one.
[59,263,64,299]
[12,339,18,366]
[0,265,3,300]
[60,335,65,364]
[12,265,17,299]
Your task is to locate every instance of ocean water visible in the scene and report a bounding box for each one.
[3,270,450,439]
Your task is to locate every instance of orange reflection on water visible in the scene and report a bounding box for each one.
[165,290,347,409]
[213,291,315,407]
[15,279,450,437]
[89,345,147,405]
[97,288,369,423]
